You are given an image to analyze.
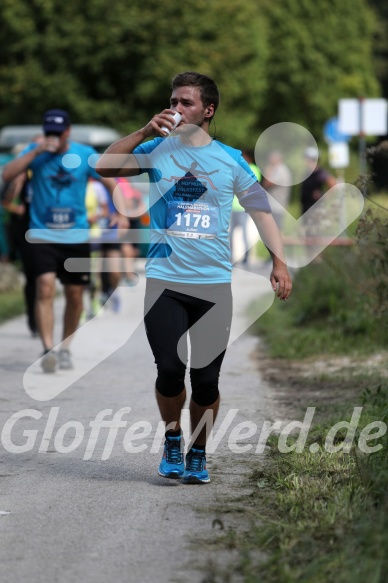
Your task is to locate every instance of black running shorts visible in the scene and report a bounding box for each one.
[31,242,91,285]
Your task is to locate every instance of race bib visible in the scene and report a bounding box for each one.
[44,207,75,229]
[166,201,219,239]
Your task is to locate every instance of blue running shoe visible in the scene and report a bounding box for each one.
[158,435,184,479]
[182,448,210,484]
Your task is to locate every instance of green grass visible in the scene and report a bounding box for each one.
[253,245,388,359]
[252,296,381,359]
[0,288,25,324]
[198,384,388,583]
[252,302,388,360]
[264,389,387,583]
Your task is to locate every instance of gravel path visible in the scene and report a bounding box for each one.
[0,260,276,583]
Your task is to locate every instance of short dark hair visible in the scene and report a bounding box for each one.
[171,72,220,118]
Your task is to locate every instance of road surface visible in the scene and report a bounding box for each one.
[0,260,277,583]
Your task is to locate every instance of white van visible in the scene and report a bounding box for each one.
[0,124,121,153]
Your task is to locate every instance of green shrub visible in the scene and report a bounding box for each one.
[290,247,384,337]
[254,229,388,357]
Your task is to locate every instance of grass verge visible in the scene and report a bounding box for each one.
[195,377,388,583]
[242,384,387,583]
[252,247,388,359]
[193,242,387,582]
[0,288,25,324]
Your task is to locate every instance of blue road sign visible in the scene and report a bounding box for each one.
[323,117,351,143]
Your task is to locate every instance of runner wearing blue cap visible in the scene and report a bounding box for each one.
[2,109,128,373]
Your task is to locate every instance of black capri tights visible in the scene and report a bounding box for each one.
[144,279,232,407]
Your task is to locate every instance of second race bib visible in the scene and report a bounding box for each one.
[44,207,75,229]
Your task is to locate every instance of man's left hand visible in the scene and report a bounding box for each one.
[270,264,292,301]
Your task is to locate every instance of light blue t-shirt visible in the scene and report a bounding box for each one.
[134,137,264,284]
[23,141,101,242]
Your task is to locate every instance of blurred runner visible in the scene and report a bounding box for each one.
[117,177,146,285]
[2,166,37,335]
[2,109,127,372]
[83,177,110,319]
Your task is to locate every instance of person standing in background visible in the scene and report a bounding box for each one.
[301,147,337,215]
[229,149,261,265]
[300,147,337,261]
[2,167,37,335]
[261,150,292,231]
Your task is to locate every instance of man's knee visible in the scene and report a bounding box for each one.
[190,369,220,406]
[36,274,56,301]
[155,359,186,397]
[65,285,84,308]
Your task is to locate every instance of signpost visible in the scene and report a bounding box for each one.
[323,116,351,175]
[323,117,352,234]
[323,117,351,145]
[338,98,388,193]
[328,142,349,170]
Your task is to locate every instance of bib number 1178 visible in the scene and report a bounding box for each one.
[174,212,211,229]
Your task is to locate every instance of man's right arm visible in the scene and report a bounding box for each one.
[96,108,178,178]
[95,130,147,178]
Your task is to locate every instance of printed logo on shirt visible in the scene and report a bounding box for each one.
[162,155,219,202]
[45,167,76,202]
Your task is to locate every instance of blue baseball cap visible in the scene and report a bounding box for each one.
[43,109,71,133]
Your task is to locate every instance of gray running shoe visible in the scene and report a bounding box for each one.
[41,350,58,374]
[58,349,73,370]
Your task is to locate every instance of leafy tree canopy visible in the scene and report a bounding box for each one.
[0,0,267,146]
[0,0,380,147]
[258,0,380,140]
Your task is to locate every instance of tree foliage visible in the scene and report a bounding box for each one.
[0,0,380,147]
[368,0,388,98]
[0,0,267,145]
[258,0,380,140]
